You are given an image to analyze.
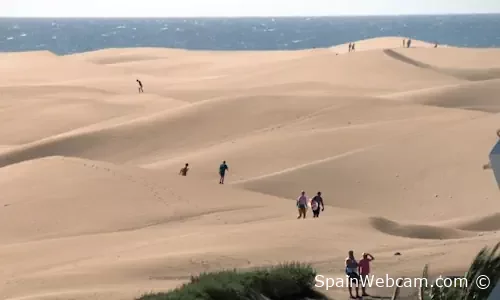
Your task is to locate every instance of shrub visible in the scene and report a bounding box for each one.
[137,262,326,300]
[419,241,500,300]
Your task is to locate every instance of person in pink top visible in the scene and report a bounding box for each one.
[358,252,375,297]
[296,191,308,219]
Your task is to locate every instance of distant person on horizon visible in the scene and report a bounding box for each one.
[179,163,189,176]
[352,42,355,52]
[219,161,228,184]
[136,79,143,93]
[359,252,375,297]
[296,191,308,219]
[311,191,324,218]
[348,43,351,52]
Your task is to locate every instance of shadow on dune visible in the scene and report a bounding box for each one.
[369,217,474,240]
[383,49,435,69]
[368,211,500,240]
[381,78,500,113]
[383,49,500,81]
[443,213,500,232]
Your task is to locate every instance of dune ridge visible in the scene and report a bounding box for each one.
[2,36,500,300]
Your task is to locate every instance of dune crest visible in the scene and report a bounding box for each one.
[2,36,500,300]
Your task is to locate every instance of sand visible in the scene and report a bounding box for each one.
[1,36,500,300]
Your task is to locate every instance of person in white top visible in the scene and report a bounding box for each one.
[296,191,308,219]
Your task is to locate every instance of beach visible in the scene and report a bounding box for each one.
[1,36,500,300]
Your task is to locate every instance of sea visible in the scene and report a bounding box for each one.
[1,14,500,55]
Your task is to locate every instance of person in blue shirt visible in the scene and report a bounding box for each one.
[219,161,229,184]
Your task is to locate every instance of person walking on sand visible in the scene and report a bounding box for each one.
[311,191,324,218]
[348,43,352,52]
[179,163,189,176]
[136,79,143,93]
[296,191,308,219]
[351,42,355,52]
[219,161,228,184]
[345,250,361,299]
[407,39,412,48]
[359,252,375,297]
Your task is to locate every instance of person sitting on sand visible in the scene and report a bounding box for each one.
[136,79,143,93]
[219,161,228,184]
[346,250,361,299]
[311,191,324,218]
[296,191,308,219]
[359,252,375,297]
[179,163,189,176]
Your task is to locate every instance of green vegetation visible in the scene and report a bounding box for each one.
[138,242,500,300]
[419,241,500,300]
[137,262,327,300]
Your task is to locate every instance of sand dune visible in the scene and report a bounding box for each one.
[368,217,474,240]
[2,36,500,300]
[330,36,439,54]
[437,212,500,232]
[0,86,186,145]
[389,47,500,69]
[67,48,179,65]
[238,112,500,222]
[0,156,289,243]
[381,78,500,112]
[176,49,465,93]
[0,52,127,85]
[382,48,500,81]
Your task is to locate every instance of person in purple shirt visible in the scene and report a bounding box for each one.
[296,191,308,219]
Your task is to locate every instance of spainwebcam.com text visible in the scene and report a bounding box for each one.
[315,274,491,290]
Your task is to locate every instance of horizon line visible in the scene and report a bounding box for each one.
[1,12,500,19]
